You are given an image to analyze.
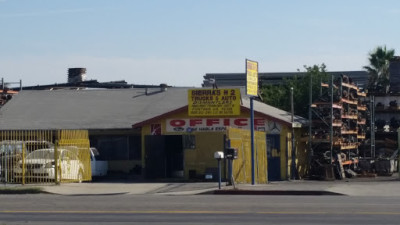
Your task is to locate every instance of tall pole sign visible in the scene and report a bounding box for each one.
[246,60,259,97]
[246,59,258,185]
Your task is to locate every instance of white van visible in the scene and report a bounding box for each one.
[90,148,108,177]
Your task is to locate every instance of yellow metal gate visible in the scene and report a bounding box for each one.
[0,130,91,184]
[227,127,268,184]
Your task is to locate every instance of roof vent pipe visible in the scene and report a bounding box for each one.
[68,68,87,83]
[160,83,168,92]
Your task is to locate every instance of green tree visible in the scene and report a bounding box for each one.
[364,46,395,93]
[260,64,329,118]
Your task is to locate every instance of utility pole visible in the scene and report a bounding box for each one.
[308,74,313,172]
[330,75,334,164]
[291,87,296,180]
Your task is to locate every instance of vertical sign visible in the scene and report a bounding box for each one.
[246,59,258,96]
[246,59,258,185]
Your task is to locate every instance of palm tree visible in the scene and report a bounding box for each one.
[364,46,395,93]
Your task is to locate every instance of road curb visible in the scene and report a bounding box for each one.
[155,188,218,196]
[212,189,344,195]
[0,187,44,194]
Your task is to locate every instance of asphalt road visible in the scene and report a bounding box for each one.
[1,194,400,224]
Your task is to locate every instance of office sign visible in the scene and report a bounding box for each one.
[166,118,267,132]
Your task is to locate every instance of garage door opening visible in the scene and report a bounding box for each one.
[144,135,184,179]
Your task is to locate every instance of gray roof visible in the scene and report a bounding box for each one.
[0,87,305,130]
[241,95,306,125]
[0,88,188,130]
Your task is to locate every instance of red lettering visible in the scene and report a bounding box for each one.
[234,118,248,126]
[190,119,203,126]
[223,118,230,126]
[207,119,220,126]
[170,119,185,127]
[254,118,265,126]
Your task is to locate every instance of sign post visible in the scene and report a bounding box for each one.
[246,59,258,185]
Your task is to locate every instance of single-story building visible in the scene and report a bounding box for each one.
[0,87,307,181]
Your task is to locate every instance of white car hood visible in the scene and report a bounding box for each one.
[23,159,53,165]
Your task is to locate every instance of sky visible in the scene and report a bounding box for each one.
[1,0,400,88]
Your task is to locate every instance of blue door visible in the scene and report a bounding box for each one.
[267,134,281,181]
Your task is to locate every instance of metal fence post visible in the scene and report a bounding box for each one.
[22,143,25,185]
[54,141,60,185]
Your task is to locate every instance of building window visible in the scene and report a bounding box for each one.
[90,135,141,160]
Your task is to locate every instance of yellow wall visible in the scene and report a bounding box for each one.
[281,127,309,180]
[295,128,308,178]
[141,124,151,169]
[184,132,225,179]
[140,109,308,181]
[228,128,267,184]
[280,127,290,180]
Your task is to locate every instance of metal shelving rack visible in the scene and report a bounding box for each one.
[309,74,367,179]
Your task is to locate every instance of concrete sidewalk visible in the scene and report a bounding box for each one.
[36,175,400,196]
[218,177,400,196]
[40,182,221,196]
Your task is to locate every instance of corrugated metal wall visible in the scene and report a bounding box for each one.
[390,58,400,93]
[227,127,267,184]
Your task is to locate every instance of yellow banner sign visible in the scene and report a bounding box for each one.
[188,88,241,116]
[246,59,258,96]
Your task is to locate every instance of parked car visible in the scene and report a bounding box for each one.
[90,147,108,178]
[14,148,85,183]
[0,140,54,182]
[0,140,54,156]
